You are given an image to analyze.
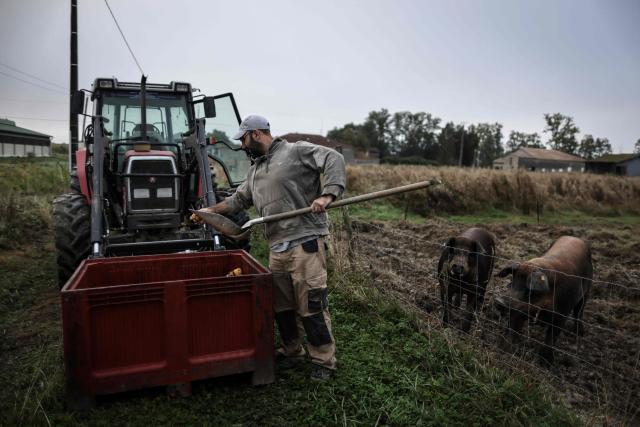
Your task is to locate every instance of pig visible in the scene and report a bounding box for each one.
[438,227,496,332]
[495,235,592,365]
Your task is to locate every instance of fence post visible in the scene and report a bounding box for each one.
[341,206,355,266]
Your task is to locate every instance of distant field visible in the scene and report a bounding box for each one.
[346,164,640,216]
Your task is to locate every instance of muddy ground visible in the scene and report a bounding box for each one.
[340,218,640,421]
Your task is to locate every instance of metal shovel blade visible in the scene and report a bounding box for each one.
[190,210,252,241]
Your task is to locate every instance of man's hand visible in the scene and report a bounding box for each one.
[190,202,228,223]
[310,195,334,213]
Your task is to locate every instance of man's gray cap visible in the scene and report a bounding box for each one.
[232,115,270,140]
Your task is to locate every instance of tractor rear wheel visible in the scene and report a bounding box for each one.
[53,193,90,288]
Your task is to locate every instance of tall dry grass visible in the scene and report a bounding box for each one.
[346,165,640,215]
[0,157,68,249]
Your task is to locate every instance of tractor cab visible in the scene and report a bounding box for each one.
[53,77,252,286]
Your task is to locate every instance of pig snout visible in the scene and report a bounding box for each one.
[494,296,508,315]
[451,263,464,276]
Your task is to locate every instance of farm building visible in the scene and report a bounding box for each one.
[493,147,585,172]
[279,132,380,164]
[0,118,52,157]
[586,153,640,176]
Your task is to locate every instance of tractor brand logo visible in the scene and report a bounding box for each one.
[149,176,156,184]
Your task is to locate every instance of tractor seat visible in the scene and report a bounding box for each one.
[132,124,164,143]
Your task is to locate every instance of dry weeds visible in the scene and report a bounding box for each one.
[346,165,640,215]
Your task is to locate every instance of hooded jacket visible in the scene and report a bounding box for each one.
[225,138,346,247]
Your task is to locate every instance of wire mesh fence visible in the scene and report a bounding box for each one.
[330,212,640,423]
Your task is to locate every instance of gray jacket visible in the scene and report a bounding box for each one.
[226,138,346,246]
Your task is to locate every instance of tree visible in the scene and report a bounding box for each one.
[635,138,640,154]
[578,134,612,160]
[327,123,369,149]
[362,109,392,158]
[543,113,580,154]
[472,123,504,167]
[207,129,231,143]
[506,131,544,151]
[438,122,478,166]
[389,111,441,159]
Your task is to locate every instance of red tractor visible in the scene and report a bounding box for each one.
[53,76,251,286]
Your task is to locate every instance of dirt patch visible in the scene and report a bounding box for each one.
[342,218,640,421]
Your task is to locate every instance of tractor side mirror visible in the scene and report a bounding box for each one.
[203,97,216,118]
[71,90,85,115]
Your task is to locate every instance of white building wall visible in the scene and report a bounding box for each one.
[14,144,25,156]
[1,143,14,157]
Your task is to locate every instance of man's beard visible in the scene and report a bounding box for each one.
[243,136,263,160]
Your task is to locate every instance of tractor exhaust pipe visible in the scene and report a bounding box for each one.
[140,75,147,142]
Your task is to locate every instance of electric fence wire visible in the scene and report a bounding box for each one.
[338,217,639,420]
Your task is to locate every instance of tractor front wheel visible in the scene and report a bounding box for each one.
[53,193,90,288]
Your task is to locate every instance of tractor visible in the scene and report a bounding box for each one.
[53,76,252,287]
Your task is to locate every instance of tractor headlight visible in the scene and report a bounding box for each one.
[98,79,114,89]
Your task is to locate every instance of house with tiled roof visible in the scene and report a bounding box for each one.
[0,118,52,157]
[493,147,585,172]
[279,133,380,164]
[586,153,640,176]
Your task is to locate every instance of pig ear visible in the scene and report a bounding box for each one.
[444,237,456,252]
[496,263,518,278]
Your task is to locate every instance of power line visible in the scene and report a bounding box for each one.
[0,70,67,96]
[103,0,145,76]
[4,115,67,122]
[0,61,67,91]
[0,98,67,105]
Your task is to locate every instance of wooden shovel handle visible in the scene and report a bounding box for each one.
[252,179,440,226]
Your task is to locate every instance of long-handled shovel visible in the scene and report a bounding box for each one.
[192,179,441,241]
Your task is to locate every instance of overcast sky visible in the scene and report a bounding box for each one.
[1,0,639,152]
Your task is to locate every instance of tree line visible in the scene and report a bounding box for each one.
[328,110,618,166]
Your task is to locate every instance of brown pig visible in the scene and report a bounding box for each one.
[438,227,496,332]
[495,235,592,365]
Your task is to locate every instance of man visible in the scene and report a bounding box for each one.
[196,115,346,381]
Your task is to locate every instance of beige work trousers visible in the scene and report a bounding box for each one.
[270,237,337,370]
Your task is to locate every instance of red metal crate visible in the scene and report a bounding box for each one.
[61,250,274,408]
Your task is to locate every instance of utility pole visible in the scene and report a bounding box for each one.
[458,124,464,167]
[69,0,78,171]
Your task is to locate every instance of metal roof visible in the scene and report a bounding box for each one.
[0,118,52,139]
[279,132,347,149]
[589,153,639,163]
[516,147,584,161]
[496,147,584,162]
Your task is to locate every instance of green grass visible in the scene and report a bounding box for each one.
[0,157,579,425]
[445,207,640,226]
[343,201,640,227]
[0,236,578,426]
[0,154,68,250]
[341,201,427,223]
